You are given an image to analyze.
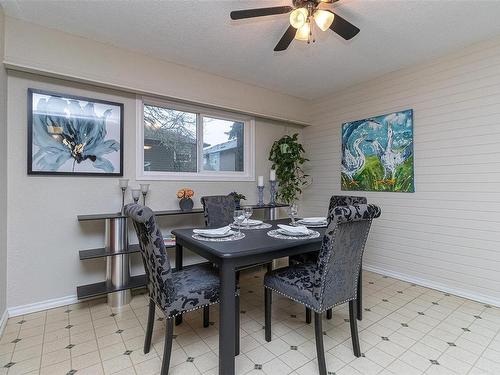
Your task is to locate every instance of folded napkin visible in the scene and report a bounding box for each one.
[193,226,231,235]
[300,217,327,224]
[277,224,310,235]
[243,219,263,225]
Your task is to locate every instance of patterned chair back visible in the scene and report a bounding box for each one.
[314,204,381,310]
[328,195,367,213]
[200,195,236,227]
[125,204,175,311]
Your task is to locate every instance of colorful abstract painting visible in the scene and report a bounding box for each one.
[28,89,123,176]
[341,109,414,192]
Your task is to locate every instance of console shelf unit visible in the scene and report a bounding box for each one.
[77,204,285,307]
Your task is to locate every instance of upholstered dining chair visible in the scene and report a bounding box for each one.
[264,204,381,375]
[291,195,368,322]
[200,195,272,338]
[125,203,239,375]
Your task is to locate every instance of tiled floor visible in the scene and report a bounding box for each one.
[1,269,500,375]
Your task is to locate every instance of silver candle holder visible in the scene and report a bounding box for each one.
[257,186,264,206]
[140,184,150,206]
[131,189,141,204]
[269,180,277,206]
[118,179,129,214]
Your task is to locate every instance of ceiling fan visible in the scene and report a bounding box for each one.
[230,0,360,51]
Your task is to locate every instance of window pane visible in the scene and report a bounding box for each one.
[143,104,197,172]
[202,117,244,172]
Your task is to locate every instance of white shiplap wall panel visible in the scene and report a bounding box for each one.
[302,37,500,306]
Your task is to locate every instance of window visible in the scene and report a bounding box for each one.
[137,98,254,181]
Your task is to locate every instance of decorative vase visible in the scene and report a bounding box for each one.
[234,199,241,210]
[179,198,194,211]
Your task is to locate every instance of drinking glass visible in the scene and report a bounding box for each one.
[288,203,298,225]
[233,210,245,236]
[243,206,253,229]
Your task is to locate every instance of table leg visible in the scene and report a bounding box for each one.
[175,244,183,326]
[219,261,236,375]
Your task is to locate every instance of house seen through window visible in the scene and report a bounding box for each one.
[141,100,253,180]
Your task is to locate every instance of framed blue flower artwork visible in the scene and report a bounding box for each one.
[28,89,124,176]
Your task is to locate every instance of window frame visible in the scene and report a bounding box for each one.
[136,97,255,181]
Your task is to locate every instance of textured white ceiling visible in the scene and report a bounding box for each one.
[3,0,500,99]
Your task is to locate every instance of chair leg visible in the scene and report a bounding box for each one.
[305,307,311,324]
[314,312,327,375]
[326,309,332,320]
[144,299,155,354]
[265,288,272,342]
[160,318,174,375]
[235,295,240,355]
[203,306,210,328]
[357,270,362,321]
[266,262,273,274]
[349,300,361,357]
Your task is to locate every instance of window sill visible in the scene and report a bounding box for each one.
[137,173,255,182]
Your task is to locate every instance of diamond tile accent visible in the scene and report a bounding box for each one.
[115,329,124,334]
[418,312,425,315]
[382,299,389,302]
[290,314,297,318]
[0,268,497,375]
[65,325,73,329]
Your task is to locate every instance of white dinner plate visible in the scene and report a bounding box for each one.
[277,228,312,237]
[196,230,235,238]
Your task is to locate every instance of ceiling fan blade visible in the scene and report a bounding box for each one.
[327,10,360,40]
[274,25,296,51]
[230,6,293,20]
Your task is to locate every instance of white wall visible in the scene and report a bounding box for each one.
[3,16,309,126]
[6,71,298,311]
[0,6,8,327]
[302,36,500,306]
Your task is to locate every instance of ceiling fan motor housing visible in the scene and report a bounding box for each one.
[292,0,320,9]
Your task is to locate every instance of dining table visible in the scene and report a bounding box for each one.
[172,218,327,375]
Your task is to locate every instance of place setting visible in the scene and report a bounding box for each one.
[267,204,321,239]
[191,225,245,242]
[230,207,272,230]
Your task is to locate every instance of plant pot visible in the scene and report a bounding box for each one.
[234,199,241,210]
[179,198,194,211]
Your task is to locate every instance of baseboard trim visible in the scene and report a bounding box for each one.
[8,294,78,318]
[363,264,500,308]
[0,309,8,337]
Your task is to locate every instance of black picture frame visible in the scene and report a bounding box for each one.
[27,88,124,176]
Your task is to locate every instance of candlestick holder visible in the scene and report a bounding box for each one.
[140,184,150,206]
[118,179,129,214]
[131,189,141,204]
[257,186,264,206]
[269,180,277,206]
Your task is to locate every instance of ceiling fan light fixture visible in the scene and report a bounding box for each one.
[294,21,310,41]
[313,9,335,31]
[289,7,308,29]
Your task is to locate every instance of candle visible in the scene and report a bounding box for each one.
[119,179,129,189]
[270,169,276,181]
[258,176,264,186]
[140,183,150,193]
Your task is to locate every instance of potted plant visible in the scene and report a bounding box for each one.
[229,192,246,209]
[177,188,194,211]
[268,133,309,205]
